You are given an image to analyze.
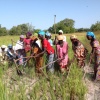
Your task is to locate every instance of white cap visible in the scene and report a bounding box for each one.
[1,45,7,48]
[59,30,63,34]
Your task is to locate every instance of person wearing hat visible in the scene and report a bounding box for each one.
[70,35,88,67]
[0,45,7,63]
[56,35,69,73]
[15,35,25,65]
[7,44,17,63]
[86,32,100,80]
[38,30,55,73]
[45,32,53,47]
[54,30,66,45]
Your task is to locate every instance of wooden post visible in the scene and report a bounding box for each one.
[54,15,56,35]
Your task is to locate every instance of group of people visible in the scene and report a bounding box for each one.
[0,30,100,80]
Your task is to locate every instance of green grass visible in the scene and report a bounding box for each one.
[0,32,100,100]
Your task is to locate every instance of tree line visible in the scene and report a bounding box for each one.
[0,18,100,36]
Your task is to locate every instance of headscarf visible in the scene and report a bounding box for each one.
[26,32,32,36]
[86,32,96,39]
[38,30,45,36]
[20,35,24,38]
[70,35,77,40]
[8,44,12,49]
[45,32,51,36]
[57,35,64,41]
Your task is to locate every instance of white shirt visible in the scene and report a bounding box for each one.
[63,35,66,42]
[36,39,41,48]
[15,40,24,50]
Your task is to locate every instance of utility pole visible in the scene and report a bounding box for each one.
[54,15,56,34]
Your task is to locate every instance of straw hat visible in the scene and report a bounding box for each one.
[70,35,77,40]
[57,35,64,41]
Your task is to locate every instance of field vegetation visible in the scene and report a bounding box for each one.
[0,31,100,100]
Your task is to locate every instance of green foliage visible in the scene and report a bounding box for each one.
[90,21,100,31]
[0,27,8,36]
[48,18,75,33]
[9,24,29,35]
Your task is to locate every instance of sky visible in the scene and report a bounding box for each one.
[0,0,100,30]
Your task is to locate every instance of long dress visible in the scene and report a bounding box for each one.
[72,42,86,67]
[91,40,100,80]
[56,42,68,71]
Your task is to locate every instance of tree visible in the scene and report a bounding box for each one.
[48,18,75,33]
[9,26,17,35]
[0,27,7,36]
[90,21,100,31]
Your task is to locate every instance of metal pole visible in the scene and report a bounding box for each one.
[54,15,56,34]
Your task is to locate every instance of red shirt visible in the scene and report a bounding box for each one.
[24,38,32,52]
[42,39,54,54]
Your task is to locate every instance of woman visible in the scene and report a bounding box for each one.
[31,36,43,73]
[70,35,87,67]
[56,35,69,73]
[23,32,32,66]
[54,30,66,45]
[86,31,100,80]
[45,32,53,47]
[38,30,55,73]
[15,35,25,66]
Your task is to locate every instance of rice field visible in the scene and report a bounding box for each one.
[0,31,100,100]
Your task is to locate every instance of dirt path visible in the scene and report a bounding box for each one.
[84,65,100,100]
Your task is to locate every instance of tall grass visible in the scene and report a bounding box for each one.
[1,32,100,100]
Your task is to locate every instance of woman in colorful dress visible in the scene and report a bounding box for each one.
[86,31,100,80]
[23,32,32,65]
[56,35,69,73]
[31,36,43,73]
[70,35,87,67]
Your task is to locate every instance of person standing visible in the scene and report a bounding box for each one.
[56,35,69,73]
[54,30,66,45]
[86,31,100,80]
[38,30,55,73]
[45,32,53,47]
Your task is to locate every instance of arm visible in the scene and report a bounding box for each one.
[88,47,95,66]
